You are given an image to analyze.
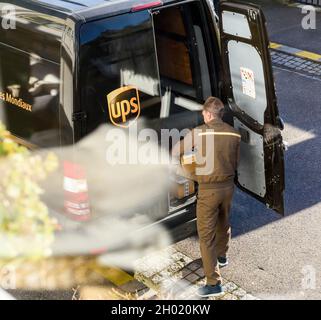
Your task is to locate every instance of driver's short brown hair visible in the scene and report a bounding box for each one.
[203,97,225,118]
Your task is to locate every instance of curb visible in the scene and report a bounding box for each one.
[270,42,321,63]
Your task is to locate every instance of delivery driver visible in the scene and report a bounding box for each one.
[172,97,241,297]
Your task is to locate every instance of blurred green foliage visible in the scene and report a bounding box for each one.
[0,123,58,258]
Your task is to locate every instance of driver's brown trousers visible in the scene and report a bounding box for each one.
[196,184,235,286]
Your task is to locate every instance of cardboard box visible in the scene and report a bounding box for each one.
[180,152,196,175]
[171,175,195,200]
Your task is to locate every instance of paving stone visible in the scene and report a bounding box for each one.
[134,248,259,301]
[195,278,206,286]
[161,247,178,255]
[134,261,149,274]
[175,279,191,290]
[137,287,150,297]
[135,268,155,279]
[171,252,193,266]
[166,262,184,274]
[144,256,173,273]
[271,48,321,79]
[241,294,257,300]
[184,272,200,284]
[220,293,238,300]
[233,288,247,299]
[145,267,162,278]
[171,251,186,261]
[178,285,199,300]
[222,282,238,293]
[186,259,202,271]
[163,281,195,299]
[174,267,192,279]
[171,271,184,280]
[199,296,209,301]
[159,269,172,279]
[195,267,205,277]
[120,279,147,293]
[175,259,189,270]
[151,273,164,285]
[135,274,154,290]
[135,255,172,274]
[160,286,180,298]
[160,278,177,291]
[138,288,158,300]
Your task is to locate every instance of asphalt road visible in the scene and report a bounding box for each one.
[254,0,321,54]
[211,0,321,299]
[222,65,321,299]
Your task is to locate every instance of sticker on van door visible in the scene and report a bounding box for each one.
[240,67,256,99]
[107,86,141,128]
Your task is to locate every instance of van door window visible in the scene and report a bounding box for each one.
[79,11,161,133]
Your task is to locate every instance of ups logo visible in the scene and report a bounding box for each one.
[107,86,141,128]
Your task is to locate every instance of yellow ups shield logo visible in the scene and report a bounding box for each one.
[107,86,141,128]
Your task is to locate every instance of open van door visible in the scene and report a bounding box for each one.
[219,2,285,214]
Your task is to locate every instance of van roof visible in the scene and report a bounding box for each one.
[15,0,178,20]
[1,0,191,63]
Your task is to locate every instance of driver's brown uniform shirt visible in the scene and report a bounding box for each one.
[172,118,241,286]
[172,118,241,187]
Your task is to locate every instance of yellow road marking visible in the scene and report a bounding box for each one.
[296,50,321,61]
[270,42,282,49]
[90,263,134,286]
[270,41,321,62]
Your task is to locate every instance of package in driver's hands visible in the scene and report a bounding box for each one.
[180,151,196,175]
[170,174,195,200]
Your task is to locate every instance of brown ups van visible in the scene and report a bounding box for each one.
[0,0,285,238]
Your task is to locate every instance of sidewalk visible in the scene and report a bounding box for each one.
[77,243,259,300]
[134,245,259,300]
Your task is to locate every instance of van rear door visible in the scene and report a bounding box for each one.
[219,2,285,214]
